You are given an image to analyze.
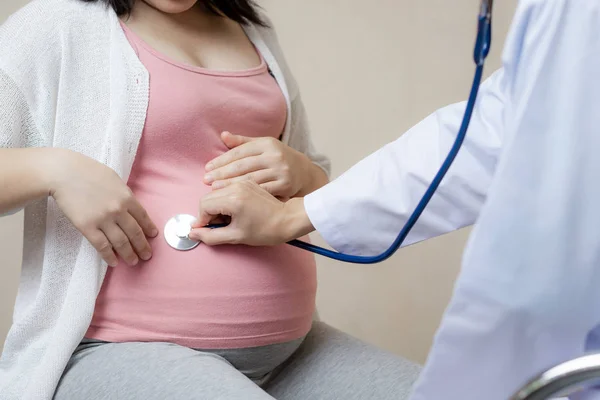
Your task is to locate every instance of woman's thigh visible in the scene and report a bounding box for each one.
[265,322,422,400]
[54,341,275,400]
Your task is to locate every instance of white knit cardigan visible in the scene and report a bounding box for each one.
[0,1,330,398]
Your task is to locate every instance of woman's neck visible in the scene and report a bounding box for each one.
[125,1,220,41]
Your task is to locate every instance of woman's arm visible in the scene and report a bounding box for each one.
[296,159,329,197]
[0,146,159,267]
[0,148,55,215]
[0,69,158,267]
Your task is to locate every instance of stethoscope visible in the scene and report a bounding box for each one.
[164,0,494,264]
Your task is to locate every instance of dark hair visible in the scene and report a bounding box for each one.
[83,0,268,26]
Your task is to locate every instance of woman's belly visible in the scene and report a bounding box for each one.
[87,168,317,349]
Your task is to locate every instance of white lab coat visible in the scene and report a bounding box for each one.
[304,0,600,398]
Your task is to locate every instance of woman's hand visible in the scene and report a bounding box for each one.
[203,132,328,200]
[49,149,158,267]
[190,181,314,246]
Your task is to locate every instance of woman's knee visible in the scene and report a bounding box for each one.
[54,341,274,400]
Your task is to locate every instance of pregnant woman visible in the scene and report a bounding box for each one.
[0,0,421,399]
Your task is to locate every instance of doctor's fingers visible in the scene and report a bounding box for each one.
[197,184,255,221]
[197,181,267,225]
[195,190,236,227]
[190,226,243,246]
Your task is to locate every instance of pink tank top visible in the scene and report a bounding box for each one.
[86,23,317,349]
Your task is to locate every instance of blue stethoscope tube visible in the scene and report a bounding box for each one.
[286,3,493,264]
[209,2,493,264]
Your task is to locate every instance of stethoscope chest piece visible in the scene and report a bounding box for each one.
[164,214,200,251]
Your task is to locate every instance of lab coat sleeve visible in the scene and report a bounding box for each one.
[410,1,600,399]
[304,68,507,256]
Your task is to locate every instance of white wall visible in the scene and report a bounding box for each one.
[0,0,518,362]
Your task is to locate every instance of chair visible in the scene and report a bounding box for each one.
[511,354,600,399]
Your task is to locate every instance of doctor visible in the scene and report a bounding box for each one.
[191,0,600,399]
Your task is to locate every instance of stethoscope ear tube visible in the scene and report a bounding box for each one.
[286,7,493,264]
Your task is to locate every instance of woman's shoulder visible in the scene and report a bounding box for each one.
[2,0,109,33]
[250,13,280,53]
[248,12,299,92]
[0,0,113,82]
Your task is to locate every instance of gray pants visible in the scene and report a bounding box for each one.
[54,322,421,400]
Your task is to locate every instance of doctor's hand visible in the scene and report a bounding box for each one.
[189,181,315,246]
[49,149,158,267]
[203,132,328,200]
